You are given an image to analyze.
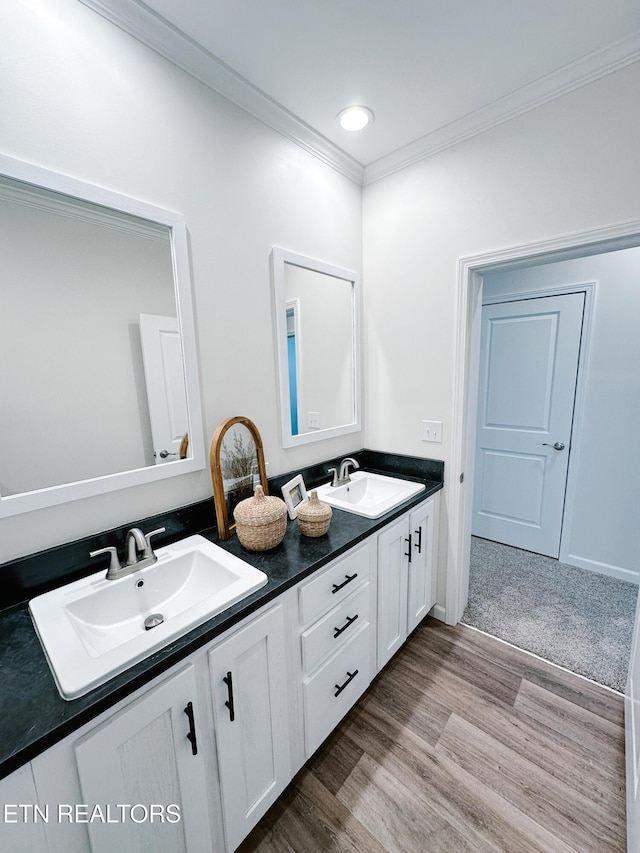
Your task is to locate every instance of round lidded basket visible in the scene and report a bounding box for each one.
[233,485,287,551]
[297,490,332,537]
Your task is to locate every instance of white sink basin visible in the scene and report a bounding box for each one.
[315,471,425,518]
[29,535,268,700]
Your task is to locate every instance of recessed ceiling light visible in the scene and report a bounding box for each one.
[337,105,374,132]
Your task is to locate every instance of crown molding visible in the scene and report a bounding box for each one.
[78,0,364,185]
[79,2,639,188]
[363,32,640,185]
[0,174,168,242]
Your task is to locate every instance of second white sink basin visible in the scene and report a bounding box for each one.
[315,471,425,518]
[29,535,268,700]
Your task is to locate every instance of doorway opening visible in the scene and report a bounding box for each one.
[447,223,640,687]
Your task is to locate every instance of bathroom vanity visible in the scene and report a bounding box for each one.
[0,452,442,853]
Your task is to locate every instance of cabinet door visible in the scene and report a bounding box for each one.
[208,603,290,852]
[0,763,49,853]
[377,516,409,670]
[74,665,212,853]
[407,496,437,634]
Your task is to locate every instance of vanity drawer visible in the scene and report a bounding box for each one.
[301,582,370,674]
[303,623,371,757]
[299,542,370,625]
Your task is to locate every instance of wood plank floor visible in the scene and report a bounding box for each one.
[238,617,626,853]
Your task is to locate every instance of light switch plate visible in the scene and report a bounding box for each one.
[421,420,443,443]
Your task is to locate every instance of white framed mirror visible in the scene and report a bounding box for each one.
[0,154,205,517]
[271,247,361,448]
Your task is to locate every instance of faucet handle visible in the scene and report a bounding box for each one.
[143,527,166,556]
[89,546,122,574]
[327,467,339,487]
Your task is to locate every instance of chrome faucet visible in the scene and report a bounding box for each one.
[327,457,360,487]
[90,527,165,580]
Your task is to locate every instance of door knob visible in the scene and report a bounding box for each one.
[542,442,565,451]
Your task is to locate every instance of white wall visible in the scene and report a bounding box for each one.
[482,249,640,581]
[0,0,362,562]
[363,61,640,605]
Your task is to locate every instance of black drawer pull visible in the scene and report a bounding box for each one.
[415,525,423,554]
[223,671,235,722]
[184,701,198,755]
[334,669,359,698]
[404,534,412,563]
[333,613,359,639]
[332,572,358,594]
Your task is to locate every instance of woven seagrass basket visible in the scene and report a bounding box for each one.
[296,490,332,537]
[233,486,287,551]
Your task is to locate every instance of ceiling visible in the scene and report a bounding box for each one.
[83,0,640,184]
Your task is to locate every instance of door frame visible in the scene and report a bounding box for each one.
[479,283,595,565]
[446,217,640,625]
[285,298,303,435]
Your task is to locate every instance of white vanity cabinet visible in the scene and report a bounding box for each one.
[208,601,291,852]
[74,601,291,853]
[297,541,376,757]
[73,664,214,853]
[6,485,441,853]
[23,597,291,853]
[377,494,439,670]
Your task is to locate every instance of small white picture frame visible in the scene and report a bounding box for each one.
[281,474,308,519]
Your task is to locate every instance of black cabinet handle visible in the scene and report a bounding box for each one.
[404,534,412,563]
[333,613,359,639]
[415,525,423,554]
[332,572,358,594]
[334,669,359,698]
[184,701,198,755]
[223,671,235,722]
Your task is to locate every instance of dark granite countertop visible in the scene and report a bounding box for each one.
[0,451,442,780]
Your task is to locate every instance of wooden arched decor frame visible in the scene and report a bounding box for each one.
[210,416,269,540]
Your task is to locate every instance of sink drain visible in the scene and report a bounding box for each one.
[144,613,164,631]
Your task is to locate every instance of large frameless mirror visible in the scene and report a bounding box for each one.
[271,247,361,448]
[0,154,205,517]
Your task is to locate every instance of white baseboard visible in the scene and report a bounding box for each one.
[565,553,639,585]
[431,604,447,622]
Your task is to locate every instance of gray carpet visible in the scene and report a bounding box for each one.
[461,537,638,692]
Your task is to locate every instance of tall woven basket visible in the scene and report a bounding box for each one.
[233,486,287,551]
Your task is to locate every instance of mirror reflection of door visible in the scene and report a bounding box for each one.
[139,314,189,464]
[283,263,354,434]
[272,247,360,448]
[285,300,301,435]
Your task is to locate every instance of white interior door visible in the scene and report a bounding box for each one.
[139,314,188,464]
[472,292,584,557]
[626,592,640,850]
